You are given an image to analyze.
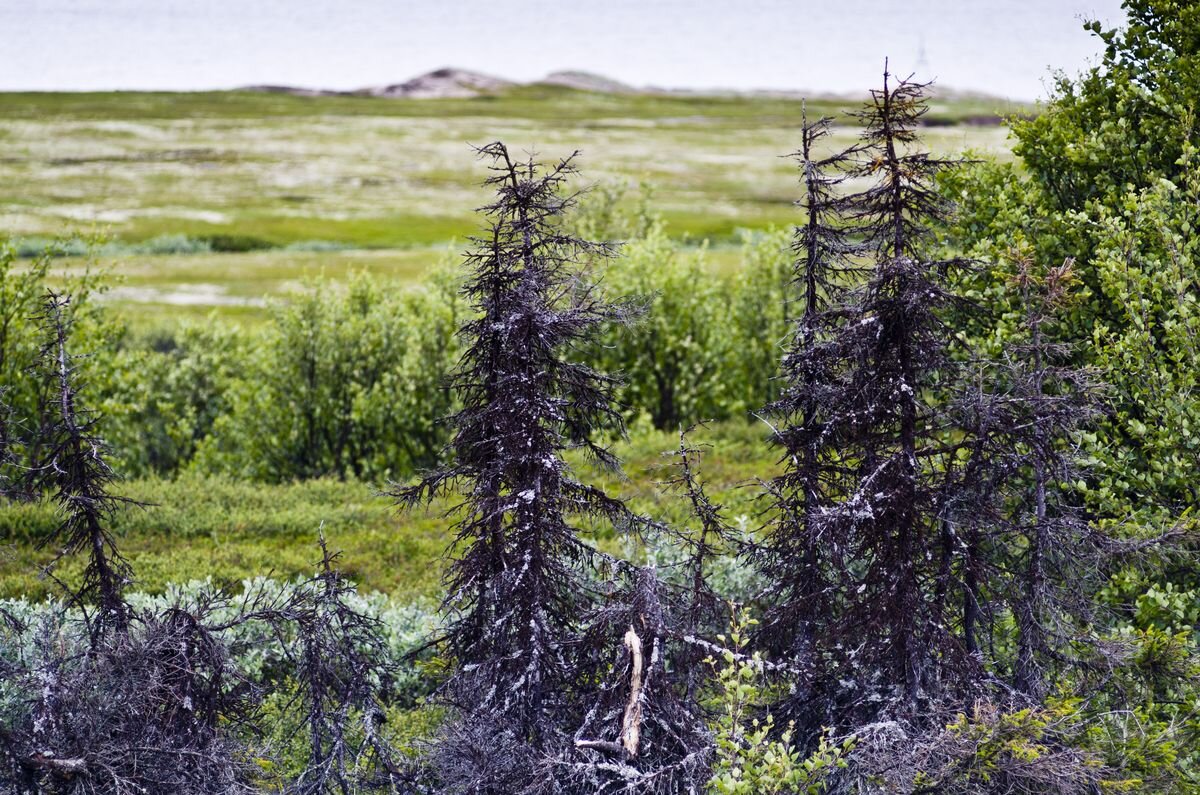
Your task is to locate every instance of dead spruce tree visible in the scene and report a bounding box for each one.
[755,69,983,733]
[968,252,1103,699]
[1005,257,1093,698]
[754,110,862,685]
[394,142,640,791]
[531,430,731,793]
[28,290,133,637]
[0,291,260,794]
[0,604,259,794]
[665,427,740,701]
[829,66,982,715]
[289,535,404,794]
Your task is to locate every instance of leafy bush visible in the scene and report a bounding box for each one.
[705,608,850,795]
[575,181,793,430]
[193,266,462,482]
[727,227,792,412]
[590,223,733,429]
[203,234,272,252]
[0,237,111,490]
[101,322,244,476]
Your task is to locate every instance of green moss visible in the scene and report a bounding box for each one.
[0,421,775,601]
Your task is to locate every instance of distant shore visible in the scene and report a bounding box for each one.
[238,66,1021,106]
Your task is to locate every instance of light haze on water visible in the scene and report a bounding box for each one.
[2,0,1124,99]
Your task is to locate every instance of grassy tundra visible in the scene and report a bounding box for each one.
[0,83,1023,597]
[0,86,1016,327]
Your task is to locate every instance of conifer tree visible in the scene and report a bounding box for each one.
[29,290,133,639]
[755,110,862,673]
[971,252,1102,699]
[666,427,739,700]
[828,66,978,714]
[1007,257,1092,697]
[758,69,979,730]
[394,142,638,788]
[290,535,403,794]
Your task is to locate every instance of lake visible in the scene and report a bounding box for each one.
[2,0,1124,99]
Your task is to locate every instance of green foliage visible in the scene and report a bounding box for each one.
[705,608,851,795]
[592,223,732,429]
[943,705,1069,776]
[575,182,793,430]
[568,179,661,244]
[1085,627,1200,790]
[0,235,112,484]
[100,322,244,476]
[1011,0,1200,209]
[3,199,806,481]
[193,265,462,482]
[944,3,1200,526]
[728,227,792,412]
[899,699,1113,795]
[939,6,1200,785]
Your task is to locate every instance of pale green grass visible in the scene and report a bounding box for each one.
[0,419,773,601]
[2,89,1017,323]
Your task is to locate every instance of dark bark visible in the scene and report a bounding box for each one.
[27,290,135,640]
[754,69,981,733]
[393,142,641,790]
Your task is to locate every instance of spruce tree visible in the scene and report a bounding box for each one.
[828,66,978,714]
[666,427,739,700]
[29,290,133,639]
[290,536,403,793]
[755,110,862,674]
[973,252,1102,699]
[758,69,979,730]
[394,142,637,788]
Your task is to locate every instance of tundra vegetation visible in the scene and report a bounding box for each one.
[2,1,1200,792]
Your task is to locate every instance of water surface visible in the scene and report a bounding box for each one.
[2,0,1124,100]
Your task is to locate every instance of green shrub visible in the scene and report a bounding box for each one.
[705,607,851,795]
[101,321,244,476]
[203,233,272,252]
[937,6,1200,784]
[133,234,214,255]
[193,265,462,482]
[588,222,734,429]
[728,227,792,412]
[574,181,793,429]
